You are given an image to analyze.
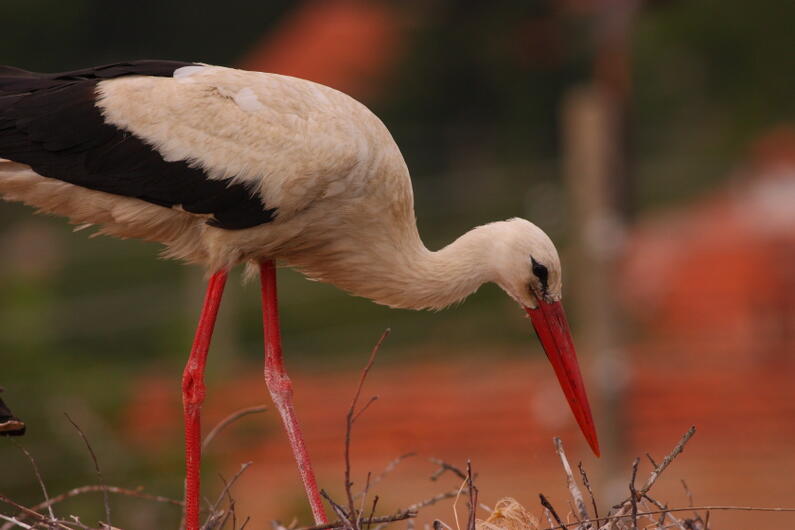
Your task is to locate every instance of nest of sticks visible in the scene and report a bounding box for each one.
[2,331,794,529]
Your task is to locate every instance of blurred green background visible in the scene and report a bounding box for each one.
[2,1,794,528]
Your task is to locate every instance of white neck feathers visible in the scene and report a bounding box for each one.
[288,221,521,310]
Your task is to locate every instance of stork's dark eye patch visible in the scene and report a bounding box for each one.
[531,257,549,293]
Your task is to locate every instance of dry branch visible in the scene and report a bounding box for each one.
[540,505,795,530]
[641,493,685,530]
[303,511,416,530]
[576,462,599,527]
[13,442,56,523]
[406,489,461,513]
[364,496,378,530]
[0,514,31,529]
[639,426,695,497]
[552,438,588,526]
[466,461,478,530]
[202,405,268,451]
[354,453,416,500]
[316,471,463,530]
[202,462,253,530]
[630,457,641,530]
[0,485,183,530]
[538,495,563,528]
[0,493,73,530]
[508,426,795,530]
[596,427,698,530]
[341,329,390,530]
[429,459,468,482]
[64,412,111,527]
[279,330,467,530]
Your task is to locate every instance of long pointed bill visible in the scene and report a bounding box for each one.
[525,301,600,456]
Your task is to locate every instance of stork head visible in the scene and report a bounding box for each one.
[490,218,563,308]
[492,218,600,456]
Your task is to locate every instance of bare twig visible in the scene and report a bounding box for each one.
[356,473,372,530]
[12,442,56,523]
[653,498,668,529]
[680,478,704,527]
[1,485,182,530]
[629,458,639,530]
[639,427,696,497]
[373,511,417,530]
[545,505,795,530]
[0,494,72,530]
[539,494,564,528]
[344,329,390,528]
[577,462,600,527]
[429,458,468,482]
[351,397,379,425]
[466,461,478,530]
[315,489,416,530]
[641,494,685,530]
[354,453,416,500]
[305,511,416,530]
[553,438,589,526]
[451,476,469,530]
[600,427,698,529]
[542,507,556,530]
[405,489,461,512]
[70,517,94,530]
[226,482,238,530]
[204,461,253,529]
[0,515,32,529]
[48,484,182,508]
[201,499,228,529]
[365,496,378,530]
[681,479,694,508]
[321,490,355,529]
[204,503,234,530]
[202,405,268,451]
[64,412,111,527]
[202,462,252,530]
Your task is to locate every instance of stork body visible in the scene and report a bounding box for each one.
[0,61,598,529]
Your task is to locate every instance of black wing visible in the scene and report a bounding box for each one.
[0,390,25,437]
[0,61,275,230]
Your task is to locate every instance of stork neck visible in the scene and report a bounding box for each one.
[285,221,506,311]
[372,223,500,310]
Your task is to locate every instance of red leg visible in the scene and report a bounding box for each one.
[259,260,328,524]
[182,270,228,530]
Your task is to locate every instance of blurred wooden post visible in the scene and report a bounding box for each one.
[561,0,638,502]
[562,86,628,500]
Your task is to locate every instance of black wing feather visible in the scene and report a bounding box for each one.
[0,61,276,230]
[0,392,25,437]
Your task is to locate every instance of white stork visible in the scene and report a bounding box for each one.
[0,61,599,529]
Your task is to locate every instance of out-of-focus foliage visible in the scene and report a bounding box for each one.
[633,0,795,206]
[0,0,294,69]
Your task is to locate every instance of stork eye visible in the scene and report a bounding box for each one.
[531,257,549,293]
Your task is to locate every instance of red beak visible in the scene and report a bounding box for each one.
[525,300,600,456]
